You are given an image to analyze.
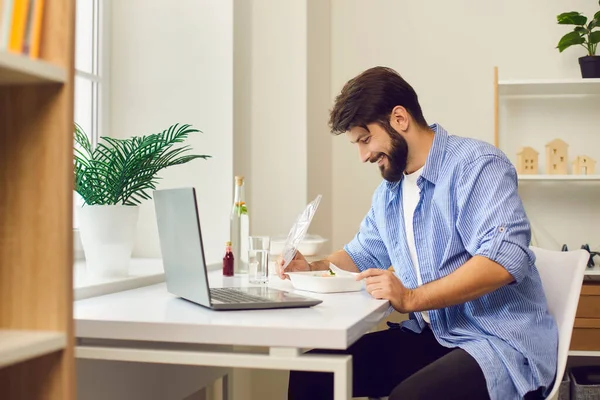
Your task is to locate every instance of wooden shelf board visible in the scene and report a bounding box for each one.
[518,174,600,181]
[0,330,66,369]
[569,350,600,357]
[0,51,66,85]
[499,78,600,97]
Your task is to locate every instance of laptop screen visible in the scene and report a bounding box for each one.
[153,188,212,307]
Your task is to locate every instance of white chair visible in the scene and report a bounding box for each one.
[369,246,588,400]
[532,246,588,399]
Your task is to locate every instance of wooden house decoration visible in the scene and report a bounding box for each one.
[545,139,569,175]
[516,147,539,175]
[573,155,596,175]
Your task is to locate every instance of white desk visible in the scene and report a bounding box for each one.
[74,258,165,300]
[75,270,390,400]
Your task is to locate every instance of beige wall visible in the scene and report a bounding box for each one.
[109,0,234,264]
[233,0,335,250]
[307,0,334,254]
[234,0,309,240]
[330,0,600,251]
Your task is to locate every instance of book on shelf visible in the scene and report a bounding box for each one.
[0,0,44,58]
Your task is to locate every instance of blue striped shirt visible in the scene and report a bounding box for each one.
[344,124,558,400]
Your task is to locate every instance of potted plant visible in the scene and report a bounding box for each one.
[74,123,210,277]
[556,1,600,78]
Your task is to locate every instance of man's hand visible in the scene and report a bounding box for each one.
[277,249,359,280]
[276,251,310,280]
[356,268,414,313]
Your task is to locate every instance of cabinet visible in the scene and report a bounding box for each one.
[0,1,75,399]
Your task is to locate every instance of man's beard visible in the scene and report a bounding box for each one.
[370,125,408,182]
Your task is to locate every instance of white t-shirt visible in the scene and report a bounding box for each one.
[402,166,430,324]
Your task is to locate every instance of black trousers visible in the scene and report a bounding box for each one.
[288,326,544,400]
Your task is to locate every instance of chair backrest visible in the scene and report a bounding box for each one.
[530,246,588,399]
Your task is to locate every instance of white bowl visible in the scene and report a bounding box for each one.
[270,234,328,256]
[286,271,363,293]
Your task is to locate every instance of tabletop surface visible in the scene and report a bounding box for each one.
[74,269,390,349]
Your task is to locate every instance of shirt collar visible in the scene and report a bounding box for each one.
[420,123,447,185]
[385,123,447,192]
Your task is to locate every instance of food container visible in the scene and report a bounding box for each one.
[286,270,363,293]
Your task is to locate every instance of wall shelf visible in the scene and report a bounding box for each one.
[0,51,67,85]
[498,78,600,97]
[0,330,66,369]
[584,265,600,276]
[518,174,600,181]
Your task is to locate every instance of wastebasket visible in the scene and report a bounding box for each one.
[571,366,600,399]
[560,370,570,400]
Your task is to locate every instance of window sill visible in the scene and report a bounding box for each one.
[74,258,165,300]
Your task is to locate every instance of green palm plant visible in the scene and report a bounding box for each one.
[74,123,210,206]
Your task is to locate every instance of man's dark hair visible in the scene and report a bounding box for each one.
[328,66,427,135]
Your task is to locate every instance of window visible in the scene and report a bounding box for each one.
[74,0,110,227]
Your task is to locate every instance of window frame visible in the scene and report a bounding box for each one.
[73,0,111,227]
[75,0,110,147]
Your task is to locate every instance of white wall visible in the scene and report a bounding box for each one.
[110,0,233,264]
[307,0,333,254]
[330,0,600,251]
[233,0,309,240]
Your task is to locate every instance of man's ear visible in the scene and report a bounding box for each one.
[389,106,409,133]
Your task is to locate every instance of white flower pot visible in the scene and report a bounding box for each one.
[78,205,140,278]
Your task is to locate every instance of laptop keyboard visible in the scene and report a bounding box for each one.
[210,288,273,304]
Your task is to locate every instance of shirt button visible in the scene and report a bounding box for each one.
[498,226,506,232]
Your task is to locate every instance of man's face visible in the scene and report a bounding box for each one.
[347,122,408,182]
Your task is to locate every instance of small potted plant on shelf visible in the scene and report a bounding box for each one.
[74,123,210,278]
[556,1,600,78]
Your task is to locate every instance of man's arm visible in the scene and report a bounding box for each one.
[408,255,513,311]
[309,249,360,273]
[310,184,390,274]
[359,153,532,312]
[410,154,531,310]
[280,184,390,279]
[358,256,514,313]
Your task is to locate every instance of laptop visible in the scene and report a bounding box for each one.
[153,187,323,311]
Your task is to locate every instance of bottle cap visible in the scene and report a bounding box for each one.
[235,176,244,186]
[225,241,232,246]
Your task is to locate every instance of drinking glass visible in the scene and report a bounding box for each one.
[248,236,270,284]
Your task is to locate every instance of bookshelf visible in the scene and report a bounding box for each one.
[0,1,75,399]
[0,51,67,84]
[0,330,66,369]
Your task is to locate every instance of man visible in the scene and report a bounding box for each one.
[280,66,557,400]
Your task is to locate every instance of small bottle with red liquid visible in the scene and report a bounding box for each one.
[223,241,234,276]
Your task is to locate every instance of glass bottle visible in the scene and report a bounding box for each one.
[230,176,249,274]
[223,241,234,276]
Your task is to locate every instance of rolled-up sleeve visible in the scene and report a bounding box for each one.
[455,154,534,284]
[344,190,392,272]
